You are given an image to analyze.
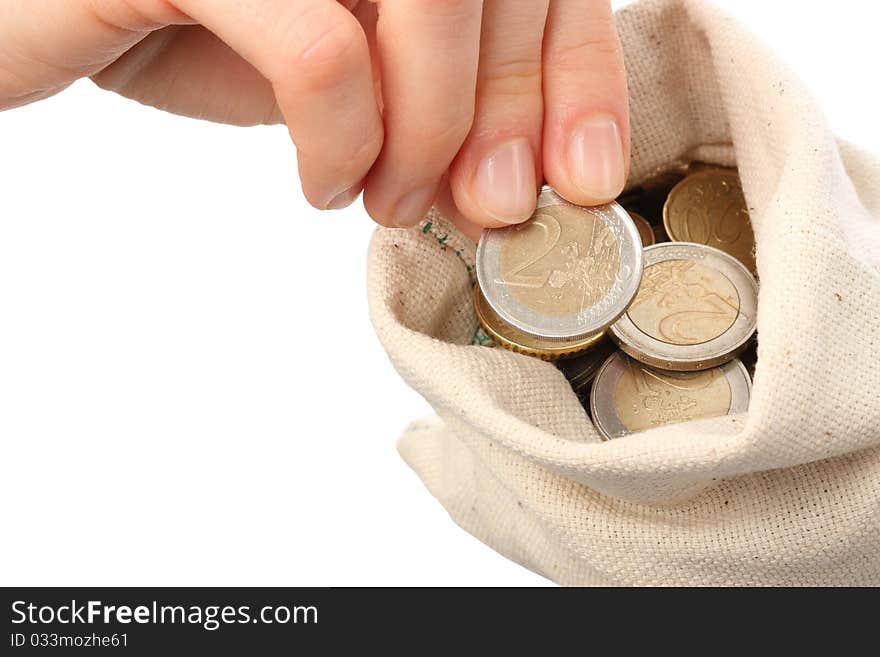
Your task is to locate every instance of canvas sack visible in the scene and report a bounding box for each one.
[367,0,880,586]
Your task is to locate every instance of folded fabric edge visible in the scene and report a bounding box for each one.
[397,417,615,586]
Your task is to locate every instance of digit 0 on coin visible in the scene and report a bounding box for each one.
[476,186,643,341]
[663,168,757,273]
[609,243,758,371]
[590,351,751,440]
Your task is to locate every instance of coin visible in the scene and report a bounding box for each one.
[556,337,616,406]
[663,169,756,273]
[609,242,758,371]
[473,285,604,360]
[590,351,751,440]
[476,186,643,341]
[629,211,655,247]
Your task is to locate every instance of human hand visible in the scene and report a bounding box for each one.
[0,1,629,238]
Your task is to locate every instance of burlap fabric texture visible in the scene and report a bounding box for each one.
[367,0,880,586]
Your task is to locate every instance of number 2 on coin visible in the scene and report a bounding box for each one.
[500,213,561,288]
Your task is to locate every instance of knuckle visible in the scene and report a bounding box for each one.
[480,56,542,98]
[547,18,623,71]
[283,9,363,89]
[420,0,482,18]
[88,0,187,31]
[549,37,621,71]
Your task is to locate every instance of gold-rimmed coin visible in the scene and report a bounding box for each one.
[473,285,604,361]
[590,351,752,440]
[663,169,756,273]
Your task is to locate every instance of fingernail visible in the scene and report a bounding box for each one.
[325,185,361,210]
[391,185,436,227]
[473,138,536,224]
[568,114,626,200]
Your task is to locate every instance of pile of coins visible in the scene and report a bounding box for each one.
[474,165,758,440]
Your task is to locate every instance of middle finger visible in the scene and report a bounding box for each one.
[363,0,483,228]
[449,0,549,227]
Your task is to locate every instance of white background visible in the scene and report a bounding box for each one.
[1,1,877,586]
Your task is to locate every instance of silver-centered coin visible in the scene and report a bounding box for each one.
[590,351,752,440]
[476,186,643,341]
[609,242,758,371]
